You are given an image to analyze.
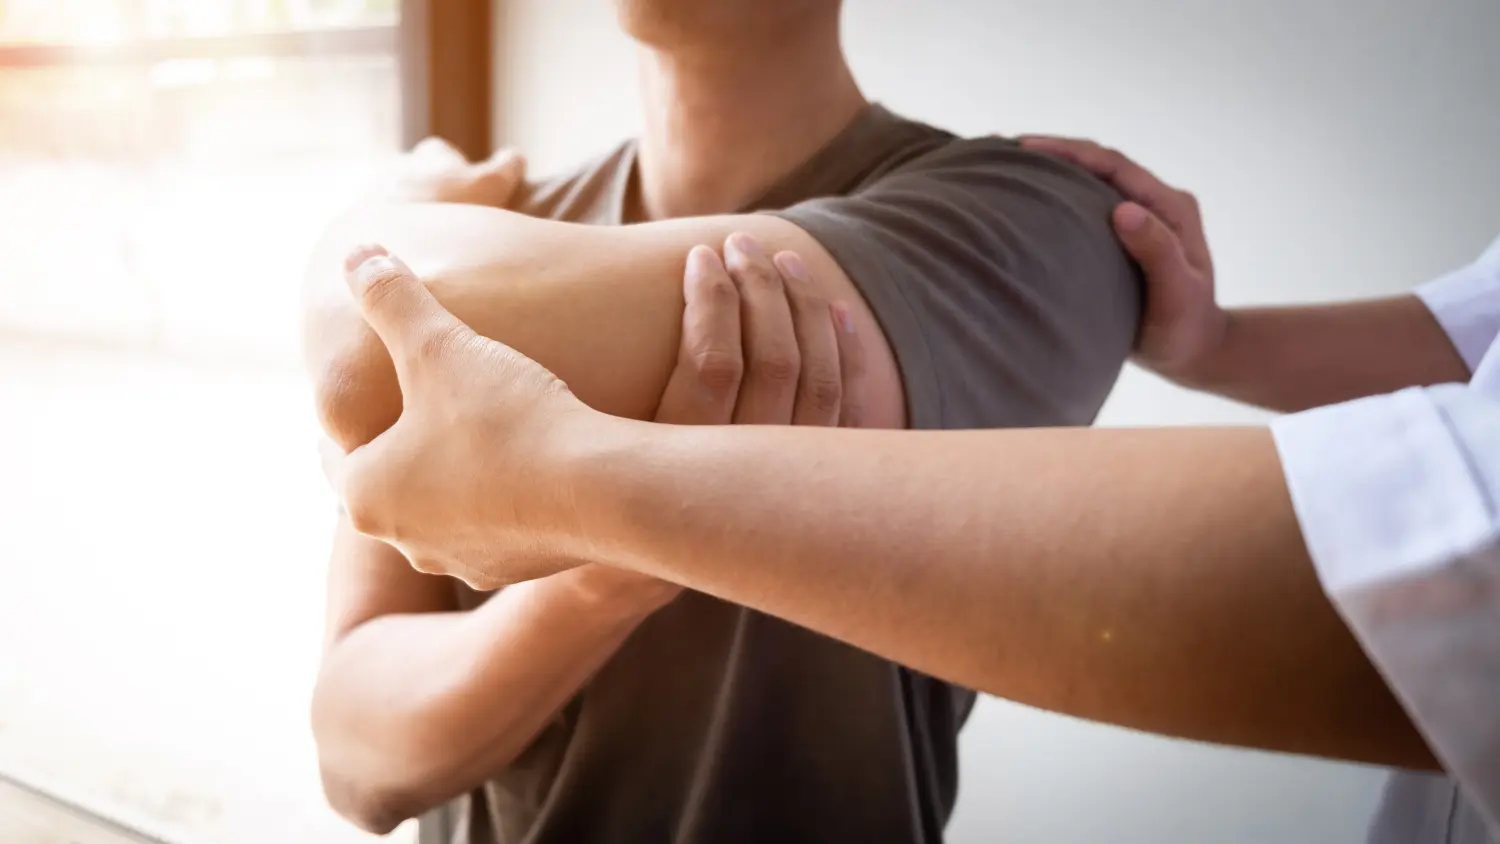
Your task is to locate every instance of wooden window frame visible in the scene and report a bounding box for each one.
[399,0,493,160]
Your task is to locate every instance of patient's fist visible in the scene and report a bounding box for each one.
[386,137,527,207]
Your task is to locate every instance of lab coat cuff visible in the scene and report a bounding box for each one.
[1271,387,1494,594]
[1416,237,1500,372]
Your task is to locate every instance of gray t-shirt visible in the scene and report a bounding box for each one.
[420,104,1141,844]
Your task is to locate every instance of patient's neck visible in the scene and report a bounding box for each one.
[634,25,866,221]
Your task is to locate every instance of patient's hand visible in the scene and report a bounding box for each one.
[379,137,526,206]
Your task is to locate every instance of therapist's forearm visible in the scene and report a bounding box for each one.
[1185,296,1467,412]
[579,421,1436,769]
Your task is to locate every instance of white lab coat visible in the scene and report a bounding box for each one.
[1273,234,1500,843]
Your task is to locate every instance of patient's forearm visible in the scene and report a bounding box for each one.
[312,526,673,832]
[303,202,901,449]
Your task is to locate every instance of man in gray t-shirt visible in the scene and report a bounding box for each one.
[305,5,1139,843]
[418,105,1138,844]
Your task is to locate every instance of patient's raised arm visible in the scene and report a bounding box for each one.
[302,202,906,451]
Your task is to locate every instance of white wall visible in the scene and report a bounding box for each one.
[493,1,1500,841]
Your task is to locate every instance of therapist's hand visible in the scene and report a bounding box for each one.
[1019,135,1228,384]
[325,236,864,591]
[569,235,866,600]
[323,244,600,590]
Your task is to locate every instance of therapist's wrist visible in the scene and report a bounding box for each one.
[552,414,671,574]
[1160,306,1239,393]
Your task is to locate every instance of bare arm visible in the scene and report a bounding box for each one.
[308,142,1135,826]
[324,247,1435,775]
[583,420,1436,770]
[1019,136,1468,411]
[308,221,867,831]
[1187,297,1466,411]
[302,202,904,451]
[311,522,673,834]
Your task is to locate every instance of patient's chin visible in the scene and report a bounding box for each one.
[613,0,835,50]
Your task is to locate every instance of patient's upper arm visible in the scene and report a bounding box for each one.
[301,140,1141,452]
[301,203,907,448]
[303,203,692,449]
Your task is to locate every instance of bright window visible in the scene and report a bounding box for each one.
[0,2,409,842]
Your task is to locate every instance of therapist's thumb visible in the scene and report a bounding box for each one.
[344,245,477,380]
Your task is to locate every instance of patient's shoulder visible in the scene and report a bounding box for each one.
[507,141,637,225]
[867,130,1129,216]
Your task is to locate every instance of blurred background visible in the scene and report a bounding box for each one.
[1,1,1497,842]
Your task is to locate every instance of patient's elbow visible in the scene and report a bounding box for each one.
[311,691,444,834]
[312,346,402,453]
[320,772,417,836]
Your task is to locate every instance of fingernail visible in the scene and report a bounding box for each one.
[833,302,857,335]
[686,245,721,279]
[726,233,764,263]
[352,254,398,291]
[343,243,386,273]
[774,252,810,283]
[1116,203,1148,232]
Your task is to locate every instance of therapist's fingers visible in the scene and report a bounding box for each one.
[343,245,481,396]
[1018,135,1212,273]
[655,245,745,425]
[1020,135,1176,212]
[830,302,867,429]
[724,233,800,425]
[774,251,843,427]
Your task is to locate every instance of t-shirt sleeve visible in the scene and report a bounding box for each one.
[770,138,1142,430]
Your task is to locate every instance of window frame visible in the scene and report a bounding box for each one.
[0,0,495,159]
[399,0,493,160]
